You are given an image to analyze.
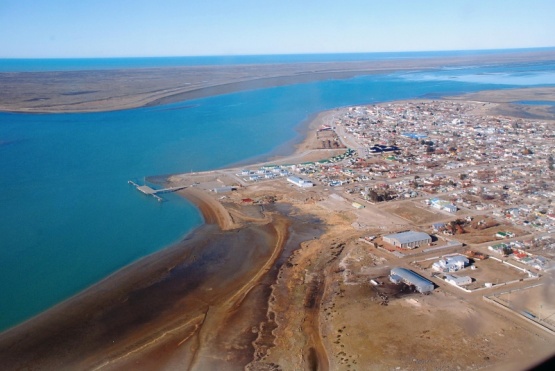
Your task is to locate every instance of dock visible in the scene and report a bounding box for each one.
[128,180,187,202]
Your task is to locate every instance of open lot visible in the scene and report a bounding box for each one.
[380,200,453,225]
[449,221,525,245]
[495,283,555,329]
[464,258,530,289]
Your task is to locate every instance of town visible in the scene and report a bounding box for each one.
[168,99,555,337]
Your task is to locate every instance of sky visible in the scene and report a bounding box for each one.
[0,0,554,58]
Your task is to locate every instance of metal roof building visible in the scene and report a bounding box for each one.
[383,231,431,249]
[389,267,434,293]
[287,176,314,188]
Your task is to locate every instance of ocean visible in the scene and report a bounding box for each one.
[1,51,554,332]
[1,48,553,72]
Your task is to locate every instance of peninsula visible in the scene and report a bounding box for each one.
[1,49,555,113]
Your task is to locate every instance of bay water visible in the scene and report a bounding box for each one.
[1,53,554,332]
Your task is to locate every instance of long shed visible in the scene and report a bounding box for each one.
[389,267,434,293]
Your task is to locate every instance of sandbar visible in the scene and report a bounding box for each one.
[1,49,555,113]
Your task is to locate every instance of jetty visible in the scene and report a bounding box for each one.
[128,180,187,202]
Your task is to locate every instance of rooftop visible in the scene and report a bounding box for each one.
[384,231,430,244]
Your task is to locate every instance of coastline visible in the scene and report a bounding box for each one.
[0,78,336,368]
[0,183,292,369]
[225,107,340,169]
[1,49,555,114]
[2,80,555,368]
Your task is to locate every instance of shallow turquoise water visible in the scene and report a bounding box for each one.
[1,57,554,332]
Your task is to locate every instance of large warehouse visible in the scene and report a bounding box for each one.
[389,267,434,293]
[383,231,431,249]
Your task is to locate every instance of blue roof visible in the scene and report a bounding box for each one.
[402,133,427,139]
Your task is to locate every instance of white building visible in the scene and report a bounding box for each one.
[287,176,314,188]
[429,198,457,213]
[445,274,472,287]
[432,255,469,272]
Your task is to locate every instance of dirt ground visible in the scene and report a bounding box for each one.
[380,201,454,225]
[467,258,529,287]
[453,225,525,244]
[495,282,555,328]
[237,184,555,370]
[259,225,555,371]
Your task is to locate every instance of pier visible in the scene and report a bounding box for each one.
[128,180,187,202]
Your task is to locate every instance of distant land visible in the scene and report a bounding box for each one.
[1,49,555,113]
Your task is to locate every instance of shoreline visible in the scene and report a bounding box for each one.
[0,180,290,369]
[2,86,554,337]
[0,97,327,339]
[1,49,555,114]
[2,85,555,367]
[0,71,338,367]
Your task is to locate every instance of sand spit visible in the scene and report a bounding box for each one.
[2,49,555,113]
[447,86,555,120]
[0,187,299,370]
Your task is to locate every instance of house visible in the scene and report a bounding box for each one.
[432,255,469,272]
[496,231,515,239]
[429,198,457,213]
[432,222,446,232]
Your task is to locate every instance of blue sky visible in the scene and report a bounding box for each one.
[1,0,554,58]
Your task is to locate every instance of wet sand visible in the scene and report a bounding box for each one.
[0,185,315,370]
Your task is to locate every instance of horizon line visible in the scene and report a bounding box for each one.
[2,46,555,60]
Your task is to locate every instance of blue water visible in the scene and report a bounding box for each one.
[1,53,555,332]
[1,47,554,72]
[515,100,555,106]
